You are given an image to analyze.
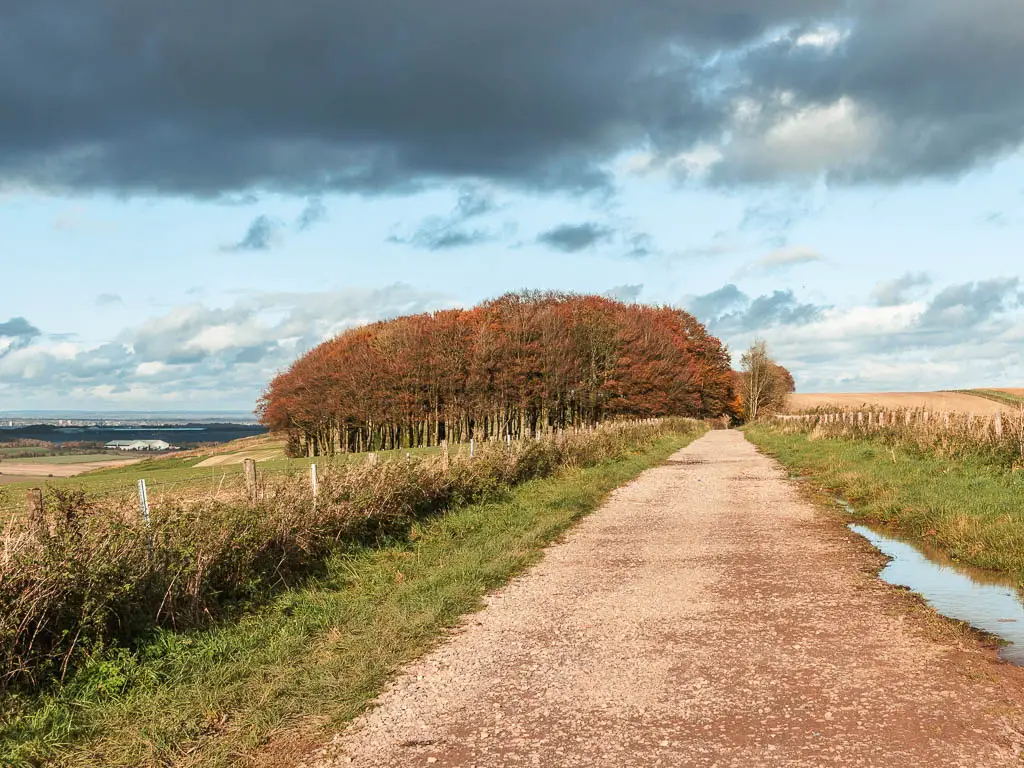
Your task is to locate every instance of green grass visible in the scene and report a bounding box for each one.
[0,432,699,767]
[0,448,49,458]
[0,445,445,498]
[954,389,1024,408]
[745,426,1024,578]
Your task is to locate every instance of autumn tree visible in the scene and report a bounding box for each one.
[258,292,738,456]
[739,340,795,421]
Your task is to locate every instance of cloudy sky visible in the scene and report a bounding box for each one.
[2,0,1023,411]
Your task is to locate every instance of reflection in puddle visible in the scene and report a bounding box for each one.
[850,523,1024,665]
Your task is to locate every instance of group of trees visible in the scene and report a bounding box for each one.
[259,292,742,457]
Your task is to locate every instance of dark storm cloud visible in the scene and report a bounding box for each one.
[717,0,1024,183]
[0,0,840,197]
[225,215,279,252]
[538,223,614,253]
[1,1,1020,196]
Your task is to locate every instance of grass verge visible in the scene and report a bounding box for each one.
[745,426,1024,579]
[953,389,1024,408]
[1,431,700,767]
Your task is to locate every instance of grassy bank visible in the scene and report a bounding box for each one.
[746,426,1024,579]
[1,429,701,767]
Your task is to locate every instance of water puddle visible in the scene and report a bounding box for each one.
[849,522,1024,664]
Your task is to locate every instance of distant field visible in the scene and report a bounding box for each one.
[2,453,126,466]
[0,447,49,457]
[0,457,143,480]
[0,437,443,516]
[786,391,1010,415]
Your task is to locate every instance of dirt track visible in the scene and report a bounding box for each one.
[0,458,141,479]
[307,431,1024,767]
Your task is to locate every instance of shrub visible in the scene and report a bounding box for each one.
[0,418,702,691]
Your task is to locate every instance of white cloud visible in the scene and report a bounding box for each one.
[795,25,851,51]
[136,361,167,376]
[0,284,449,410]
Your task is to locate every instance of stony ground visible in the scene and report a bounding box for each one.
[302,430,1024,767]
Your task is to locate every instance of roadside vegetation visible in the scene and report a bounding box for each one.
[747,409,1024,579]
[0,420,704,767]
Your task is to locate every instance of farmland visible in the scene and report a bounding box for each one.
[786,389,1018,415]
[0,435,448,519]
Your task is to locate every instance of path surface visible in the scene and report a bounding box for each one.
[307,431,1024,767]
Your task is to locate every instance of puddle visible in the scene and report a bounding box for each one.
[850,523,1024,664]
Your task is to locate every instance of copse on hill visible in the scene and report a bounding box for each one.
[258,292,738,456]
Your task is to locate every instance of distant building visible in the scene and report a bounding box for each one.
[105,439,174,451]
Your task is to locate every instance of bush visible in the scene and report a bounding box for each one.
[0,418,702,691]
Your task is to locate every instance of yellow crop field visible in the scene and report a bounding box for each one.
[786,391,1010,415]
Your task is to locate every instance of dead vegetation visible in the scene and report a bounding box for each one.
[0,419,699,693]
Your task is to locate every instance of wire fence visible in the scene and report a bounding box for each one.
[0,419,672,523]
[0,463,301,521]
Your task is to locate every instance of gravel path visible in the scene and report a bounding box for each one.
[306,430,1024,767]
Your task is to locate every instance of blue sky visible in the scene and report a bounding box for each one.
[2,1,1023,411]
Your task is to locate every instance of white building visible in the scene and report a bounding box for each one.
[105,439,173,451]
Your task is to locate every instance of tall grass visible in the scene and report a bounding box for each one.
[774,406,1024,469]
[749,407,1024,583]
[0,419,700,694]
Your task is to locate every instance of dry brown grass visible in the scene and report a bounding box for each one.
[787,391,1007,415]
[0,419,700,692]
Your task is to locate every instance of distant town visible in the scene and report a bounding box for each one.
[0,413,267,450]
[0,410,260,428]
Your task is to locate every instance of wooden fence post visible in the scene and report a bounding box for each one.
[470,438,475,459]
[310,464,318,499]
[26,489,44,537]
[137,479,151,527]
[441,440,450,472]
[243,458,258,502]
[995,411,1004,439]
[367,452,378,466]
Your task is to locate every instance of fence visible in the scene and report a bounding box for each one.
[0,418,669,524]
[772,406,1024,466]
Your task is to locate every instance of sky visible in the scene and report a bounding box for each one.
[1,0,1023,412]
